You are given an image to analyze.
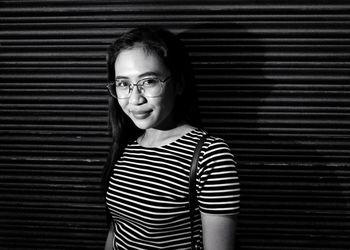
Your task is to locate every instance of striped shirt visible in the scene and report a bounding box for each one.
[106,129,240,249]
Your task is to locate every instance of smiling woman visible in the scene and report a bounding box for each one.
[114,47,178,131]
[102,27,240,250]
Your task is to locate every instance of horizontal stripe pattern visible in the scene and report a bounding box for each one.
[106,129,240,249]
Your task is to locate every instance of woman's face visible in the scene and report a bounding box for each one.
[114,46,179,130]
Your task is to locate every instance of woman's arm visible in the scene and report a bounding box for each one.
[104,223,114,250]
[201,213,238,250]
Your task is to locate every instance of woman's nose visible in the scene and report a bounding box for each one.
[128,86,146,105]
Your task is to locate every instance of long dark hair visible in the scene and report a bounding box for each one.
[101,26,201,193]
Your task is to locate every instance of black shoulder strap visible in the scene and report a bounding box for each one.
[189,133,208,250]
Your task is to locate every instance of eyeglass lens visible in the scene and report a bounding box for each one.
[116,78,162,98]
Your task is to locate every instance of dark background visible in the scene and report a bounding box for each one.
[1,1,349,249]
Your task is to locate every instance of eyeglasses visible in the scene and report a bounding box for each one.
[106,76,172,99]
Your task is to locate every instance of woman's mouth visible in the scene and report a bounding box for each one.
[130,110,152,119]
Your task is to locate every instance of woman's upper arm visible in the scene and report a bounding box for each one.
[104,223,114,250]
[201,212,238,250]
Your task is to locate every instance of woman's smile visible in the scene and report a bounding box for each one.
[130,109,152,119]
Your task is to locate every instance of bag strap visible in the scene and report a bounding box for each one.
[189,134,208,250]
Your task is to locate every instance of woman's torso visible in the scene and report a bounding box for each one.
[106,129,240,249]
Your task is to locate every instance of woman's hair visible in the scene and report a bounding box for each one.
[101,26,201,193]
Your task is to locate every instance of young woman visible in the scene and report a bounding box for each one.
[103,26,240,250]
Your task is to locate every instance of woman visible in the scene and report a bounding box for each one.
[103,26,240,250]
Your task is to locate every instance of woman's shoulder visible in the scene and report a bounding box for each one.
[184,128,232,154]
[187,128,228,144]
[195,131,236,168]
[178,128,236,166]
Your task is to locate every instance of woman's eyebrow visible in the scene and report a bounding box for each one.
[115,75,128,79]
[139,71,161,78]
[115,71,161,79]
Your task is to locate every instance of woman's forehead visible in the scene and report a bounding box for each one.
[114,47,169,77]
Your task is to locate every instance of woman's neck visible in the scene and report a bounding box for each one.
[138,123,195,148]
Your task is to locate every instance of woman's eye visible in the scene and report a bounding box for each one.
[142,78,158,86]
[116,80,129,87]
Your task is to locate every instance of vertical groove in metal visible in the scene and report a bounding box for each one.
[0,1,349,249]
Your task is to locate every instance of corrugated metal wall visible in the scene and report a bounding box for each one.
[1,1,349,249]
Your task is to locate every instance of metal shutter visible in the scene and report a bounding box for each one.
[1,1,349,249]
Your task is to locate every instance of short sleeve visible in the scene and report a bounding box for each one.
[197,137,240,215]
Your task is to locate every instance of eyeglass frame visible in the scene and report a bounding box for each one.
[106,75,172,99]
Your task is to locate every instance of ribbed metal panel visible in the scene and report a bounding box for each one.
[1,1,349,249]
